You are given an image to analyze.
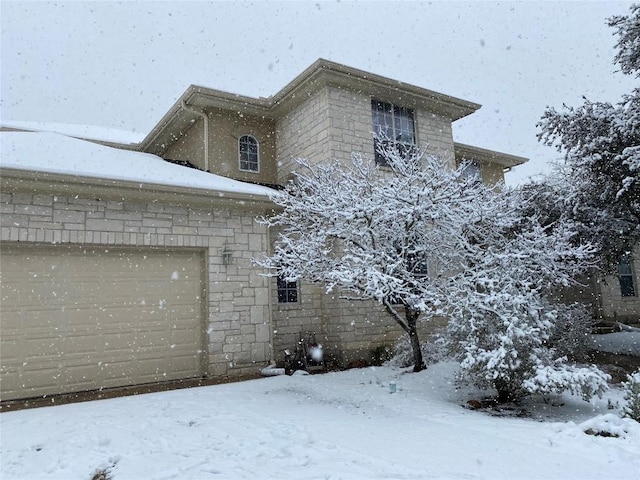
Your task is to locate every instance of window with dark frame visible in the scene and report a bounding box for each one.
[387,252,429,305]
[618,256,636,297]
[408,254,429,278]
[459,161,483,183]
[239,135,259,172]
[277,276,298,303]
[371,100,416,166]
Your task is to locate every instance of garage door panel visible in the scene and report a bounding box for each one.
[65,364,99,387]
[1,246,205,401]
[25,336,63,357]
[16,366,61,391]
[64,339,99,357]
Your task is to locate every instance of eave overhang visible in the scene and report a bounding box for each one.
[0,167,276,213]
[454,142,528,168]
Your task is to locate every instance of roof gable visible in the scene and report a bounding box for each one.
[139,59,482,156]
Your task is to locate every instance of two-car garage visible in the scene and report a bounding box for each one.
[0,245,206,401]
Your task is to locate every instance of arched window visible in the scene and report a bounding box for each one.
[239,135,259,172]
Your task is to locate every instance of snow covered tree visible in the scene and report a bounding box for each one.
[536,4,640,271]
[547,302,596,363]
[257,140,608,396]
[445,188,609,402]
[256,144,494,372]
[621,369,640,421]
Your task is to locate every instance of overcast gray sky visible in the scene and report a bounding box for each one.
[1,1,636,185]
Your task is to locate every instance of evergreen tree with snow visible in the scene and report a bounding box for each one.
[536,4,640,271]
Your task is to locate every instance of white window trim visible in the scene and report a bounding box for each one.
[238,134,260,173]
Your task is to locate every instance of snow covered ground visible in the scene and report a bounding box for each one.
[1,363,638,480]
[592,331,640,356]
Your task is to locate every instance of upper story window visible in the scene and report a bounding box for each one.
[371,100,416,166]
[460,161,483,183]
[618,256,636,297]
[239,135,259,172]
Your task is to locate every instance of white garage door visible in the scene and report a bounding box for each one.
[0,245,205,401]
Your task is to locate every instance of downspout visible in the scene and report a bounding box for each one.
[181,101,209,172]
[266,224,276,365]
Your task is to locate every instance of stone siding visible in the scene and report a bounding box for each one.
[270,280,403,368]
[326,86,374,163]
[599,246,640,324]
[0,191,272,378]
[415,110,455,166]
[275,87,332,183]
[271,86,460,366]
[324,86,457,166]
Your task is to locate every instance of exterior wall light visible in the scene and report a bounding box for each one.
[222,244,233,265]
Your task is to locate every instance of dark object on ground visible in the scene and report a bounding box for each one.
[284,332,325,375]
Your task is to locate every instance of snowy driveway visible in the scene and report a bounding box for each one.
[1,363,639,479]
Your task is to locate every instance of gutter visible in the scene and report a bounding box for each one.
[0,167,275,209]
[181,101,210,172]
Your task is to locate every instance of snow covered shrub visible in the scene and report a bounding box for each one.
[447,288,609,403]
[523,360,610,401]
[547,302,596,361]
[622,369,640,421]
[444,185,607,403]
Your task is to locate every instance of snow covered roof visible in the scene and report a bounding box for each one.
[1,120,145,145]
[0,131,275,199]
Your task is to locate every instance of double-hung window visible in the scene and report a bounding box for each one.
[239,135,259,172]
[371,100,416,166]
[618,256,636,297]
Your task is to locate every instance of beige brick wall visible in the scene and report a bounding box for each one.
[326,86,374,163]
[0,191,272,378]
[270,279,404,368]
[270,279,444,368]
[415,110,455,166]
[275,87,332,184]
[324,86,457,166]
[164,109,277,185]
[599,246,640,323]
[271,86,459,366]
